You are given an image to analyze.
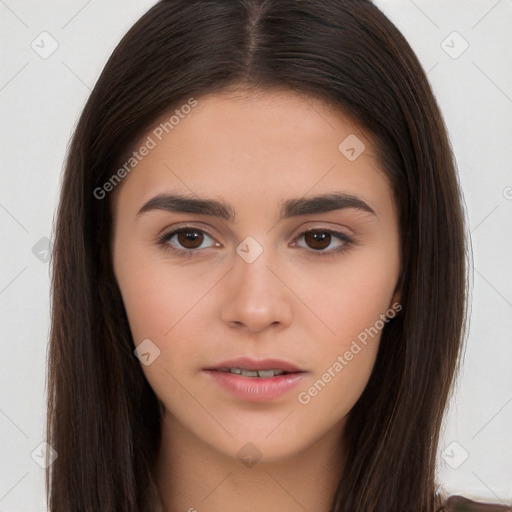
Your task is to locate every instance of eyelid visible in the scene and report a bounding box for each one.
[157,221,218,240]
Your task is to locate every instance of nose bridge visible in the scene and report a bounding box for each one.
[219,236,293,332]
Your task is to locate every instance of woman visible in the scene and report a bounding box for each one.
[46,1,510,511]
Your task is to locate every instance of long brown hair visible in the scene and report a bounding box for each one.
[46,1,468,510]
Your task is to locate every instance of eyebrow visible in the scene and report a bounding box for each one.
[137,192,377,221]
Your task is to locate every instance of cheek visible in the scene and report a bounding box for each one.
[113,242,209,344]
[295,343,379,438]
[113,245,223,407]
[114,254,204,398]
[290,246,398,420]
[295,261,392,425]
[297,249,399,350]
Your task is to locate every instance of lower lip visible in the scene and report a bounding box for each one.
[203,370,306,402]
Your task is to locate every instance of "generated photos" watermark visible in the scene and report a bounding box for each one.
[298,302,402,405]
[93,97,198,200]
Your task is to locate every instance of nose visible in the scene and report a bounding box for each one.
[219,247,294,334]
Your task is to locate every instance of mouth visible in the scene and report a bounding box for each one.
[214,367,297,378]
[204,356,306,375]
[203,357,308,402]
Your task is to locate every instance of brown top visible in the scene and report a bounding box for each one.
[443,495,512,512]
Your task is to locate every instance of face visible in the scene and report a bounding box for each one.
[111,87,401,463]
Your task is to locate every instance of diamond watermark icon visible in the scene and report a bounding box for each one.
[339,134,366,161]
[32,237,51,263]
[441,31,469,60]
[134,338,161,366]
[31,31,59,59]
[237,442,262,468]
[236,236,263,264]
[442,440,469,469]
[31,442,58,469]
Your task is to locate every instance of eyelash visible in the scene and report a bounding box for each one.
[156,226,354,258]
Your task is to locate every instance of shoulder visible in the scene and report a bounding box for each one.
[442,495,512,512]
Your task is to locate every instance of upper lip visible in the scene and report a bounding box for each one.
[204,357,306,373]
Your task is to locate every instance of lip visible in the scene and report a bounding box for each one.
[204,357,305,373]
[203,357,308,402]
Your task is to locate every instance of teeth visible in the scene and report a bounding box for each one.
[221,368,287,378]
[256,369,282,378]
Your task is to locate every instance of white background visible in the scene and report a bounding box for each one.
[0,1,511,510]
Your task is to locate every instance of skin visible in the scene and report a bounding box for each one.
[111,87,401,512]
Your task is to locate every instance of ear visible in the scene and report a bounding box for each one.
[386,286,402,320]
[389,275,402,309]
[390,287,401,307]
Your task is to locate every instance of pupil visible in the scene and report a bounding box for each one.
[305,231,330,250]
[178,230,203,248]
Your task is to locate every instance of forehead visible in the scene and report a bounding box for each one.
[112,87,394,219]
[158,87,366,153]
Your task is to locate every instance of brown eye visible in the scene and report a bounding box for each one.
[294,229,353,256]
[304,231,332,250]
[175,229,204,249]
[159,227,216,254]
